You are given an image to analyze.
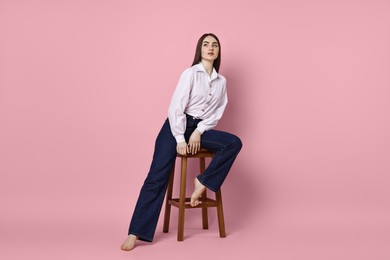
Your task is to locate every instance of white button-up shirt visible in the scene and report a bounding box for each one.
[168,62,228,143]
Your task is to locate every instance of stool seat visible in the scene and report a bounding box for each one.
[163,148,226,241]
[176,148,215,158]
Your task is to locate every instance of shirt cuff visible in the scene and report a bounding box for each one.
[195,126,206,135]
[174,135,185,144]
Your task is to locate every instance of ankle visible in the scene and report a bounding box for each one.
[129,234,138,240]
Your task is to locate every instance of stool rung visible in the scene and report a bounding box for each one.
[168,198,218,208]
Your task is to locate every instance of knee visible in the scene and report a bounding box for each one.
[230,135,243,152]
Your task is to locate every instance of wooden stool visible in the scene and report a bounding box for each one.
[163,148,226,241]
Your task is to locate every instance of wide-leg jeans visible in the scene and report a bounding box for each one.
[128,116,242,242]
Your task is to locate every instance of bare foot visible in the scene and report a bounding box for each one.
[121,234,138,251]
[190,178,206,207]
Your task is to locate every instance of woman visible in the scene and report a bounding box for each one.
[121,33,242,251]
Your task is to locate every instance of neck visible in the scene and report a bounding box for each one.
[201,60,214,76]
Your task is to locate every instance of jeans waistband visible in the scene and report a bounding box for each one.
[185,113,202,121]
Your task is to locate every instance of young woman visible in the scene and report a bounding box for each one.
[121,33,242,251]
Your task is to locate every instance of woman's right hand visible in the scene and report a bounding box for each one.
[176,141,188,155]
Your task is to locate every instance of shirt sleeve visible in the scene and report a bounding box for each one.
[196,84,228,134]
[168,68,193,143]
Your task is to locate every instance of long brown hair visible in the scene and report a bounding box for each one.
[191,33,221,72]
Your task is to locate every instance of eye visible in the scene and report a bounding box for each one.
[203,43,208,47]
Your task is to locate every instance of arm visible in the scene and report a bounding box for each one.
[188,88,228,155]
[196,88,228,134]
[168,69,193,154]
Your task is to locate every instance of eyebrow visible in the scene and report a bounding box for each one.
[202,41,218,45]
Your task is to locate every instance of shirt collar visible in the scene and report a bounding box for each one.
[194,62,220,80]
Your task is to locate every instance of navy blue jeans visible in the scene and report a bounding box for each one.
[128,116,242,242]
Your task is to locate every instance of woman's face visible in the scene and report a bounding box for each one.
[201,36,219,63]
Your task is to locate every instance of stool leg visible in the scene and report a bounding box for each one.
[216,189,226,238]
[177,157,187,241]
[199,157,208,229]
[163,163,175,233]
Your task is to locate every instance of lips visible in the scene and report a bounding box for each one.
[208,52,214,55]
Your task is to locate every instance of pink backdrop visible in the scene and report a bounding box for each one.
[1,0,390,259]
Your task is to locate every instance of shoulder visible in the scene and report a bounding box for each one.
[218,73,226,82]
[179,66,197,79]
[216,73,226,88]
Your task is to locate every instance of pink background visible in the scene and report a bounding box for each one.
[1,0,390,259]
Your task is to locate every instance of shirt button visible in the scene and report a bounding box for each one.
[209,93,212,96]
[201,109,205,111]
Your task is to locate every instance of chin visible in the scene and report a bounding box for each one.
[203,57,216,62]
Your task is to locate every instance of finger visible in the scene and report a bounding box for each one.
[196,143,200,152]
[192,143,197,154]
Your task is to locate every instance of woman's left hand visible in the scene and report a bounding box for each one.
[188,130,201,154]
